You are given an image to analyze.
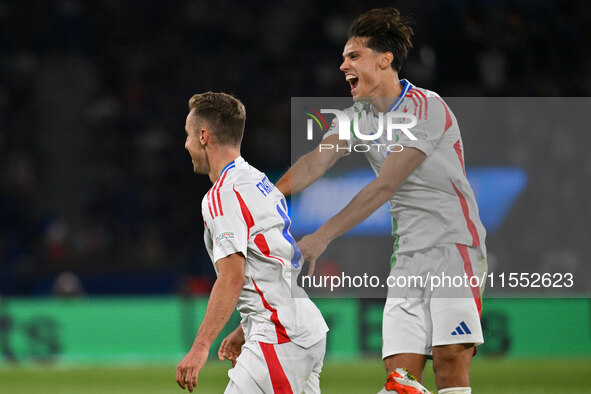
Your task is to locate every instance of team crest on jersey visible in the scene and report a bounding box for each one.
[215,231,235,246]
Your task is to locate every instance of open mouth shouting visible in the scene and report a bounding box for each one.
[346,74,359,95]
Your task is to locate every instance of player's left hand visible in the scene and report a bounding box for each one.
[297,232,329,276]
[176,345,209,392]
[218,326,245,367]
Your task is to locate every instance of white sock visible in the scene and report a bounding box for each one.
[438,388,471,394]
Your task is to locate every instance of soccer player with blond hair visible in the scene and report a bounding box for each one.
[177,92,328,393]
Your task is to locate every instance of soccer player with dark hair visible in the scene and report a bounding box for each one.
[277,8,487,394]
[177,92,328,393]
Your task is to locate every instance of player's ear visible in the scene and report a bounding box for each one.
[199,128,209,146]
[379,52,394,70]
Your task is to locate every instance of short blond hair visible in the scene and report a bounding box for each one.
[188,92,246,146]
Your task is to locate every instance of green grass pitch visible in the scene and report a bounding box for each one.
[1,358,590,393]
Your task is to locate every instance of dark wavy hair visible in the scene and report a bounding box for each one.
[348,8,414,73]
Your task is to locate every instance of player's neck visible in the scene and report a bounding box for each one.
[370,75,402,113]
[208,148,241,183]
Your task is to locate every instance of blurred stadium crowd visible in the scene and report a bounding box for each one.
[1,0,590,295]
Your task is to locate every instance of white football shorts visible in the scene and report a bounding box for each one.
[225,337,326,394]
[382,243,487,358]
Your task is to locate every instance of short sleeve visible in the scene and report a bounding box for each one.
[397,98,449,156]
[322,103,366,144]
[322,115,343,140]
[207,186,249,264]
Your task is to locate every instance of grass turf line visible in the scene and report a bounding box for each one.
[1,358,590,393]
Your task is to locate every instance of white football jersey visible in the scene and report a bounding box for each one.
[324,80,487,256]
[202,156,328,347]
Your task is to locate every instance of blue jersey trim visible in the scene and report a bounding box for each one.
[220,160,236,177]
[391,79,413,112]
[372,79,414,118]
[276,203,301,269]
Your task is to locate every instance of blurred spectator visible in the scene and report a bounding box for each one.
[51,271,85,297]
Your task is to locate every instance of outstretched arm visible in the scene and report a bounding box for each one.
[176,253,245,392]
[276,134,347,196]
[298,147,426,275]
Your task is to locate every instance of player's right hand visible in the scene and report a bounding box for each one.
[298,232,329,276]
[176,345,208,393]
[218,326,245,367]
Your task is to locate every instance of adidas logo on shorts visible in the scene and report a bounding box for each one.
[451,321,472,336]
